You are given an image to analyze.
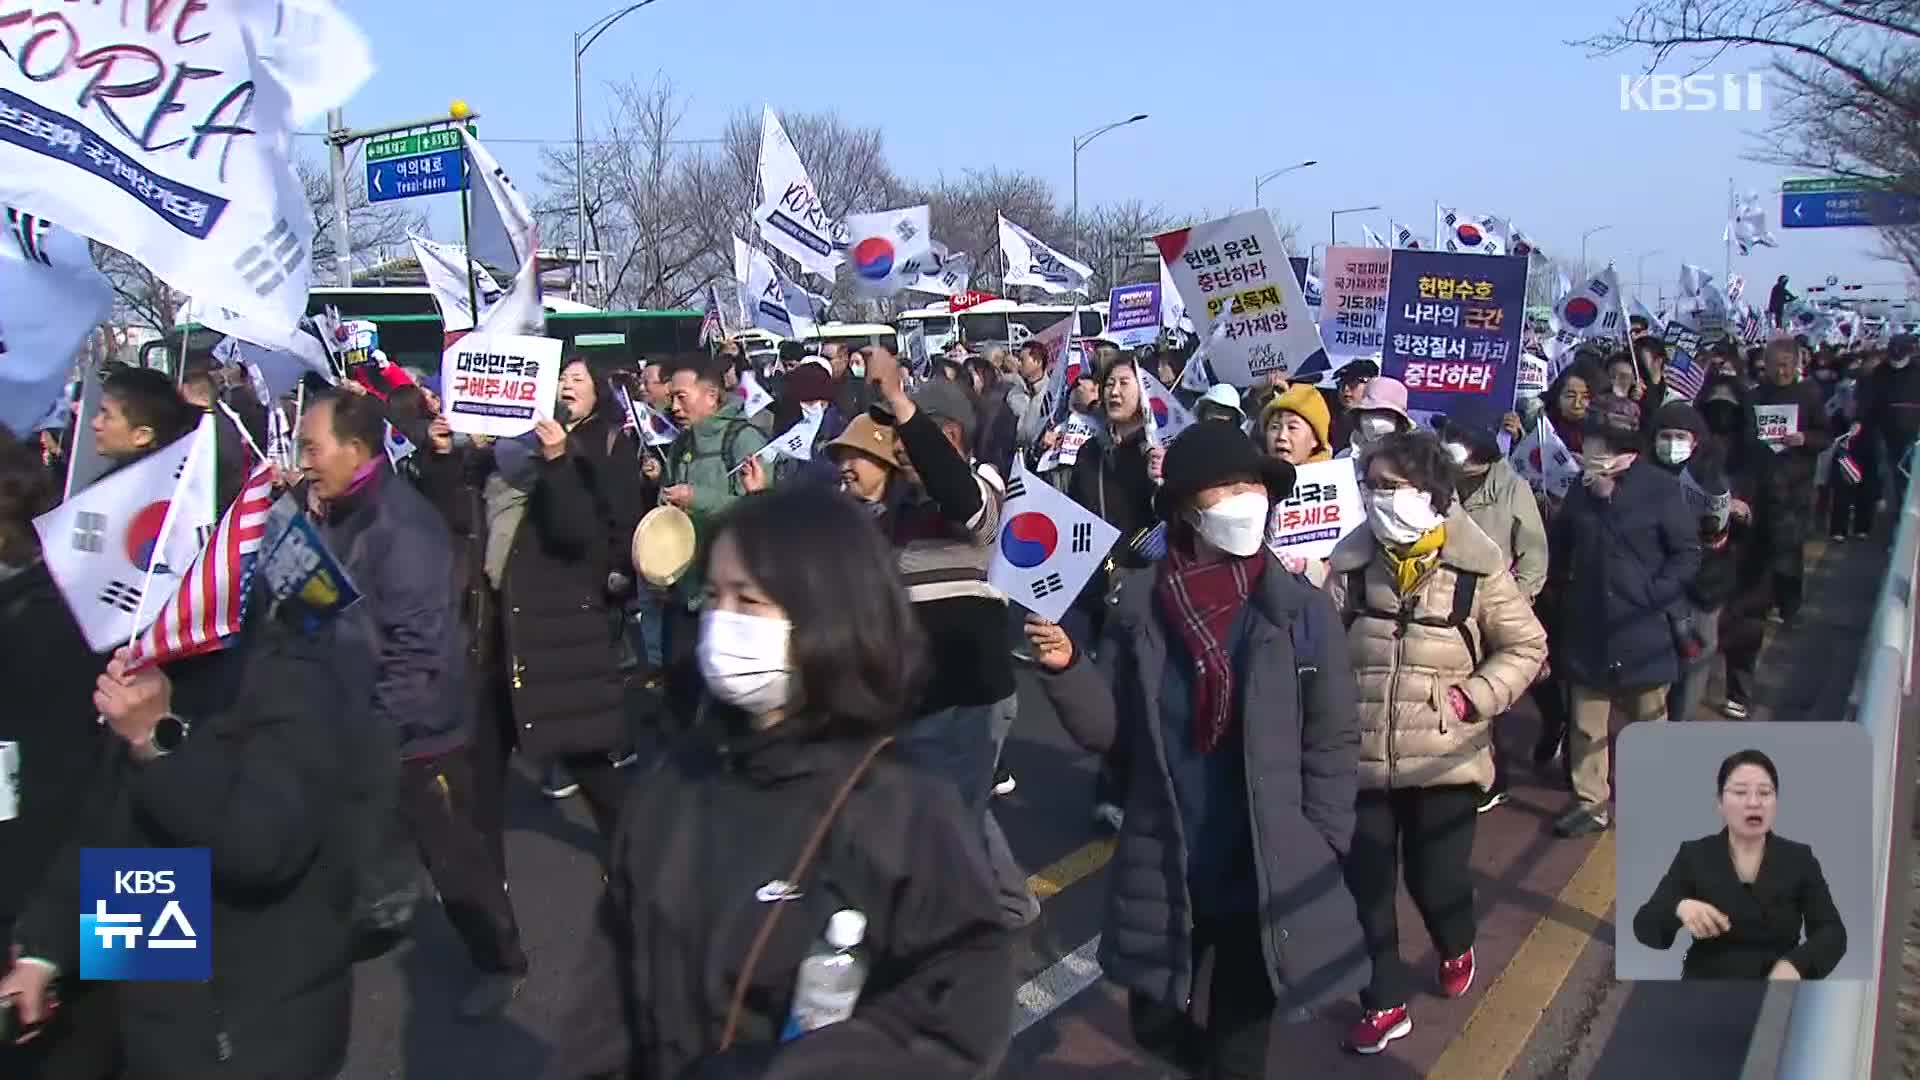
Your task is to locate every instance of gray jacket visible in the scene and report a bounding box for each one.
[1459,458,1550,599]
[1037,553,1369,1016]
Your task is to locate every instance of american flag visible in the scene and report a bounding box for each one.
[125,462,276,670]
[698,284,724,346]
[1666,349,1708,402]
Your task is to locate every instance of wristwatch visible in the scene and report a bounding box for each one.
[150,713,192,757]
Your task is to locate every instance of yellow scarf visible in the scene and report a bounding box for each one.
[1380,526,1446,597]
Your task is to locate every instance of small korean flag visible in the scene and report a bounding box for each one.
[754,403,827,465]
[989,456,1121,623]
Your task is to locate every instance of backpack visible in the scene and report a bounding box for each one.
[1340,567,1481,667]
[669,416,757,495]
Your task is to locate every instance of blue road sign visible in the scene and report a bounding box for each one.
[366,148,465,203]
[1781,189,1920,229]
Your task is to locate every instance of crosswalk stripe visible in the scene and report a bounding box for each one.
[1012,935,1103,1034]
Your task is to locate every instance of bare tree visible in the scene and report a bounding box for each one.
[1080,199,1181,295]
[1579,1,1920,274]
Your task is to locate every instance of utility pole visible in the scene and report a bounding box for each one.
[327,109,353,287]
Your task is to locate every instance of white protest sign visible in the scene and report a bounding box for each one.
[1318,247,1390,362]
[1266,459,1362,560]
[440,334,563,438]
[1036,411,1102,473]
[1754,403,1799,444]
[1516,352,1549,398]
[0,3,328,330]
[989,457,1120,623]
[1156,211,1326,386]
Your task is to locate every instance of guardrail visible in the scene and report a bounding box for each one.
[1765,477,1920,1080]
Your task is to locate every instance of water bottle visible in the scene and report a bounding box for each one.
[780,909,868,1041]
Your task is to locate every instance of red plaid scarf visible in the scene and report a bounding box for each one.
[1155,542,1266,753]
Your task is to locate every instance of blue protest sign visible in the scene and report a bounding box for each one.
[1105,283,1162,347]
[80,848,211,980]
[1380,251,1529,433]
[258,499,362,632]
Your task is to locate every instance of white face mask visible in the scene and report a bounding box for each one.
[697,609,794,716]
[1356,413,1399,444]
[1187,491,1270,557]
[1893,355,1913,370]
[1654,434,1695,465]
[1443,442,1471,466]
[1365,487,1444,546]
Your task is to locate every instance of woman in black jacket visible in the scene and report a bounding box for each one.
[1644,401,1737,721]
[478,358,647,841]
[1696,374,1771,719]
[545,486,1014,1080]
[1632,749,1846,979]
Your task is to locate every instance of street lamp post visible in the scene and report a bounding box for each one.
[575,1,663,304]
[1254,160,1317,208]
[1633,248,1665,297]
[1580,224,1614,278]
[1330,205,1382,247]
[1072,114,1148,262]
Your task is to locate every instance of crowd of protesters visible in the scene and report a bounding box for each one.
[1,313,1912,1079]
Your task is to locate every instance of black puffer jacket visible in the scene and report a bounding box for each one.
[12,601,357,1080]
[0,561,108,931]
[1748,379,1831,567]
[544,715,1015,1080]
[1647,402,1738,612]
[1036,554,1369,1019]
[498,411,646,760]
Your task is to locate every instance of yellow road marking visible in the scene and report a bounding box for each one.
[1428,830,1616,1080]
[1027,838,1116,901]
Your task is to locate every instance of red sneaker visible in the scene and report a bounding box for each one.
[1344,1005,1412,1054]
[1439,947,1475,998]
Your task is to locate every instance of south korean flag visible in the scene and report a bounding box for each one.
[1554,268,1627,342]
[754,403,828,465]
[988,457,1121,623]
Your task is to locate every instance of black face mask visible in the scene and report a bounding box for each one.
[1704,400,1742,435]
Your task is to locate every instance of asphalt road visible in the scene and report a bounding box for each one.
[339,537,1886,1079]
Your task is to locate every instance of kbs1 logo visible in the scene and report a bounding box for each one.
[1620,73,1765,113]
[79,849,211,981]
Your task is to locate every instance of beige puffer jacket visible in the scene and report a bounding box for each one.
[1323,507,1548,791]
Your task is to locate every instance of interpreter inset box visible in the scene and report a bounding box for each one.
[1615,722,1871,981]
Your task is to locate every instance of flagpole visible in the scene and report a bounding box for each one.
[1724,177,1734,288]
[122,418,212,652]
[460,128,481,333]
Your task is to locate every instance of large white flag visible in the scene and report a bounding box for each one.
[1726,191,1778,254]
[1390,220,1425,250]
[242,0,377,127]
[412,234,503,332]
[474,233,548,337]
[1159,257,1187,329]
[0,209,110,438]
[844,206,935,298]
[988,456,1121,623]
[733,236,816,339]
[0,3,323,330]
[1436,206,1509,255]
[34,416,219,652]
[754,106,844,282]
[1360,224,1389,249]
[462,129,536,273]
[999,215,1093,295]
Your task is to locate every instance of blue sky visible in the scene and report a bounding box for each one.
[331,0,1907,306]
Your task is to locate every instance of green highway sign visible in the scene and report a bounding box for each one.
[1782,177,1890,194]
[366,126,473,163]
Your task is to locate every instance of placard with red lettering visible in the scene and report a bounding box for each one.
[1754,403,1799,446]
[1318,247,1390,361]
[1381,250,1529,434]
[1266,459,1362,560]
[440,334,563,438]
[1156,211,1328,387]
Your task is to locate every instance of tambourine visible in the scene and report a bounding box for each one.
[632,504,697,587]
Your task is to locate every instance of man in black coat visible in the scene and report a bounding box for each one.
[3,591,356,1079]
[300,390,528,1020]
[1749,339,1831,627]
[1863,334,1920,507]
[1549,418,1701,838]
[1768,275,1794,328]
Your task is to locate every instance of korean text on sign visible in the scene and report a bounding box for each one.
[1266,459,1362,560]
[1754,404,1799,443]
[1156,210,1328,387]
[1318,247,1392,361]
[1380,250,1528,433]
[439,333,564,438]
[79,848,211,981]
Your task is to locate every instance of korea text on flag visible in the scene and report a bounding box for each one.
[999,215,1093,296]
[0,3,358,329]
[755,106,844,282]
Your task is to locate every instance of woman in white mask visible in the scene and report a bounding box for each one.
[1338,376,1416,459]
[1025,419,1369,1075]
[1324,431,1547,1055]
[551,485,1017,1079]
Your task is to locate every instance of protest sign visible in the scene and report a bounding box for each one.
[1156,211,1327,386]
[989,457,1120,624]
[1106,284,1162,348]
[1266,459,1362,560]
[1755,403,1799,444]
[1381,250,1529,433]
[1517,352,1549,398]
[0,2,345,330]
[1319,247,1391,362]
[440,334,563,438]
[259,497,362,635]
[1036,412,1101,473]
